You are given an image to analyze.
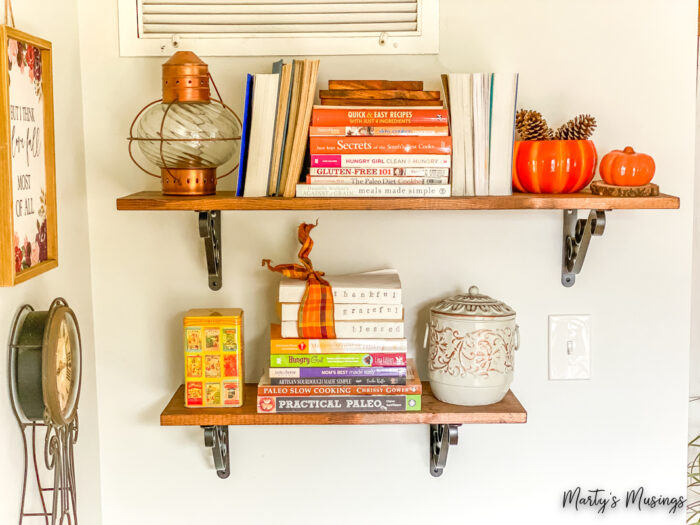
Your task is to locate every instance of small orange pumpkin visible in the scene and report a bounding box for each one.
[599,146,655,186]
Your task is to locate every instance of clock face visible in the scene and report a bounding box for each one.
[55,318,73,413]
[43,306,81,425]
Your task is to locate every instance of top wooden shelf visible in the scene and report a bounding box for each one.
[117,191,680,212]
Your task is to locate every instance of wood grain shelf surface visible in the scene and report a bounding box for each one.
[117,191,680,211]
[160,382,527,426]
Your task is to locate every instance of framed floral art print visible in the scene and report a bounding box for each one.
[0,26,56,286]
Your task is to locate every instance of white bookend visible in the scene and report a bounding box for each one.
[279,302,404,321]
[447,74,465,196]
[279,269,402,305]
[243,73,280,197]
[281,320,405,339]
[488,73,518,196]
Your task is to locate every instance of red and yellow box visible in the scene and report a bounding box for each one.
[184,308,244,408]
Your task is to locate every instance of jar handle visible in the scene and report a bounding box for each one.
[514,324,520,351]
[423,322,429,349]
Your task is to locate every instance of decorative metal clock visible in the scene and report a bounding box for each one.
[8,298,82,524]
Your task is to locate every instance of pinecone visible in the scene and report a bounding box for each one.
[515,109,535,131]
[554,114,597,140]
[515,109,552,141]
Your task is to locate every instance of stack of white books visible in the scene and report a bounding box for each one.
[258,269,421,413]
[277,269,404,338]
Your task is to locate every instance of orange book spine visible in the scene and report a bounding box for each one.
[309,125,449,137]
[311,108,449,127]
[309,136,452,155]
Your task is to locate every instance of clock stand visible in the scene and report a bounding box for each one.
[8,299,82,525]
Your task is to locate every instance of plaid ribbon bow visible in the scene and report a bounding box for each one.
[262,222,336,339]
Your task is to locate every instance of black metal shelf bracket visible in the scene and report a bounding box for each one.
[562,209,606,287]
[193,208,609,291]
[199,423,463,479]
[198,210,222,291]
[203,425,230,478]
[430,423,460,477]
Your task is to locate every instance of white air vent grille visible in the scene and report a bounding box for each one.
[119,0,438,56]
[140,0,419,35]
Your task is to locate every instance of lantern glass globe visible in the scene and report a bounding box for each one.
[135,101,240,170]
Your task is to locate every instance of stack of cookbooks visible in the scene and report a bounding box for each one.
[256,269,422,414]
[296,80,451,198]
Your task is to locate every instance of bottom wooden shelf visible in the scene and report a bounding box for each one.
[160,382,526,478]
[160,382,527,426]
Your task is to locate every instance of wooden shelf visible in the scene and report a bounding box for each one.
[162,382,525,478]
[160,382,527,426]
[117,190,680,211]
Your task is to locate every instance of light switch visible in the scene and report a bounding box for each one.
[548,314,591,380]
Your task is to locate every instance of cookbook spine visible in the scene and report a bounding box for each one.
[309,136,451,155]
[311,108,449,127]
[309,167,450,177]
[270,353,407,368]
[268,366,407,378]
[310,154,451,168]
[309,126,449,137]
[295,184,451,198]
[256,395,421,413]
[306,176,449,185]
[269,376,407,386]
[271,337,407,354]
[257,382,422,396]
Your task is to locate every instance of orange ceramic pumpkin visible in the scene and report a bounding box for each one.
[599,146,655,186]
[512,140,597,193]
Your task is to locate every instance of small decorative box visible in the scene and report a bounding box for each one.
[184,308,244,408]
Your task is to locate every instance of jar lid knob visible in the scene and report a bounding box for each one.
[468,285,479,295]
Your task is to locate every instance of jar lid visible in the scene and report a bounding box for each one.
[430,285,515,318]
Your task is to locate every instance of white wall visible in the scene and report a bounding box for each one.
[689,38,700,513]
[0,1,102,524]
[78,1,696,523]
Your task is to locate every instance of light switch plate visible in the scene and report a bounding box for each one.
[548,314,591,380]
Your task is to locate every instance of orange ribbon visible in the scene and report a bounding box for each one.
[263,222,336,339]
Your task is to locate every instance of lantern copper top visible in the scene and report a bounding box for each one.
[162,51,210,103]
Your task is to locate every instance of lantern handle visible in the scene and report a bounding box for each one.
[128,99,165,179]
[158,99,183,184]
[127,98,185,184]
[212,98,241,181]
[208,74,242,181]
[128,77,244,184]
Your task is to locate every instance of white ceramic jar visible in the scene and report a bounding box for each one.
[426,286,518,406]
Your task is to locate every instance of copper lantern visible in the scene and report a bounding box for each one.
[128,51,242,196]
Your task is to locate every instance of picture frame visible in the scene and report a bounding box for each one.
[0,25,56,286]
